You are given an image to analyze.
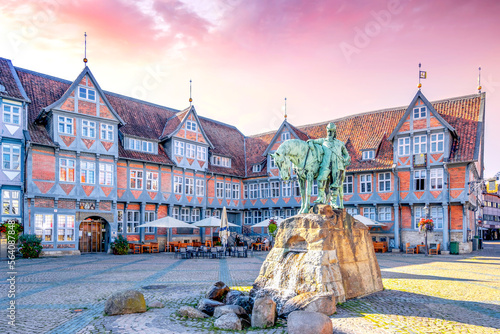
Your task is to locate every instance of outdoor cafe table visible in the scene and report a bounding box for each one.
[251,243,263,251]
[416,244,426,254]
[141,243,152,253]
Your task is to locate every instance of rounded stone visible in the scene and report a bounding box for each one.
[251,296,276,328]
[224,289,244,305]
[104,290,146,316]
[214,313,242,331]
[178,306,208,319]
[213,304,247,318]
[287,311,333,334]
[197,298,225,316]
[234,296,254,314]
[206,281,230,302]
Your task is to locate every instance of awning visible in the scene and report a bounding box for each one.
[352,215,387,227]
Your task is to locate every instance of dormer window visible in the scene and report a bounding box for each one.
[79,87,96,101]
[362,150,374,160]
[413,106,426,119]
[128,138,154,153]
[3,104,20,125]
[281,132,290,141]
[186,121,197,131]
[212,155,231,168]
[252,165,261,173]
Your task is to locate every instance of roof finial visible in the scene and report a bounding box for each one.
[189,79,193,106]
[478,66,482,93]
[83,32,88,66]
[284,97,287,120]
[418,63,426,89]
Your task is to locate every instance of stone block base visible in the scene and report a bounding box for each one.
[40,250,81,257]
[440,251,450,255]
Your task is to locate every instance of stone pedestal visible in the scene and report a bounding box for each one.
[253,205,383,312]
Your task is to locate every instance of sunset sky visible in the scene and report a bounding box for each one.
[1,0,499,177]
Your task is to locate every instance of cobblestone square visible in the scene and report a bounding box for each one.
[1,242,499,333]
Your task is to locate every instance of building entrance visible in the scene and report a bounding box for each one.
[79,217,109,253]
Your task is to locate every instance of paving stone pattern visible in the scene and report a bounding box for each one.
[1,241,499,333]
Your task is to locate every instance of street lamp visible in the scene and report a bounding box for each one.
[423,204,429,257]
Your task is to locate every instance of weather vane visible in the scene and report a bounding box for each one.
[189,79,193,105]
[418,63,426,89]
[83,32,88,66]
[284,97,287,120]
[478,67,482,93]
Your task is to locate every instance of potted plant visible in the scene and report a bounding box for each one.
[418,218,434,256]
[18,234,43,258]
[110,235,129,255]
[268,219,278,245]
[0,219,24,243]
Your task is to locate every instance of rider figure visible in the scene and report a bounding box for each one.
[307,123,350,206]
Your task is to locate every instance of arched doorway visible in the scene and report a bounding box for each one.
[79,217,110,253]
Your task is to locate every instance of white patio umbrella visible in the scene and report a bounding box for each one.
[193,215,238,245]
[220,207,230,247]
[352,215,387,227]
[136,216,199,252]
[252,217,284,228]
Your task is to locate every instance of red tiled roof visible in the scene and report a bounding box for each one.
[160,107,190,139]
[118,143,173,164]
[245,132,275,177]
[0,58,28,101]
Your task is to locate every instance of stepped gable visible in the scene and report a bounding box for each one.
[0,58,29,101]
[245,131,275,177]
[199,117,246,177]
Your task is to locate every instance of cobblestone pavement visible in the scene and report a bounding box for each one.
[1,241,499,334]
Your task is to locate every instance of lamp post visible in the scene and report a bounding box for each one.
[423,204,429,257]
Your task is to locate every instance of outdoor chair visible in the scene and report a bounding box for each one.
[129,243,141,254]
[236,246,247,258]
[429,243,441,255]
[173,247,179,258]
[150,242,159,253]
[179,247,189,259]
[216,246,225,258]
[210,247,219,258]
[406,242,415,254]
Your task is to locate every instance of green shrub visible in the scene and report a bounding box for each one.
[0,219,24,243]
[110,235,129,255]
[18,234,43,258]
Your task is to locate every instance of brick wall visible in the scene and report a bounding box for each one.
[100,201,112,211]
[33,152,55,181]
[401,206,412,228]
[450,205,463,230]
[35,198,54,208]
[449,166,466,189]
[399,171,410,191]
[58,199,76,209]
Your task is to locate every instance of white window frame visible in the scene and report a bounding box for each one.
[430,168,443,190]
[99,163,113,186]
[212,155,231,167]
[59,158,75,182]
[130,170,143,189]
[252,210,262,225]
[282,181,291,197]
[225,182,231,199]
[186,120,197,131]
[2,104,20,125]
[312,180,318,196]
[249,184,258,199]
[343,175,353,194]
[142,141,153,153]
[252,165,261,173]
[101,124,113,141]
[191,208,200,223]
[430,133,444,153]
[2,143,21,171]
[117,209,123,233]
[244,211,252,225]
[431,206,443,229]
[232,183,240,199]
[281,132,290,141]
[378,172,391,192]
[79,87,96,101]
[362,150,374,160]
[270,181,280,197]
[146,172,159,191]
[414,170,426,191]
[145,211,156,233]
[127,211,140,233]
[2,190,19,215]
[82,120,96,138]
[270,155,277,168]
[413,106,427,119]
[414,135,427,154]
[346,207,357,216]
[57,215,75,241]
[259,182,269,198]
[414,206,424,229]
[80,161,95,184]
[129,138,140,151]
[378,207,391,221]
[186,143,196,158]
[398,137,410,156]
[35,214,53,242]
[174,140,185,156]
[243,184,248,199]
[58,116,74,135]
[181,208,190,222]
[172,207,180,219]
[174,176,183,194]
[363,207,376,220]
[360,174,372,193]
[196,179,205,196]
[185,177,194,195]
[216,181,224,198]
[197,146,207,160]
